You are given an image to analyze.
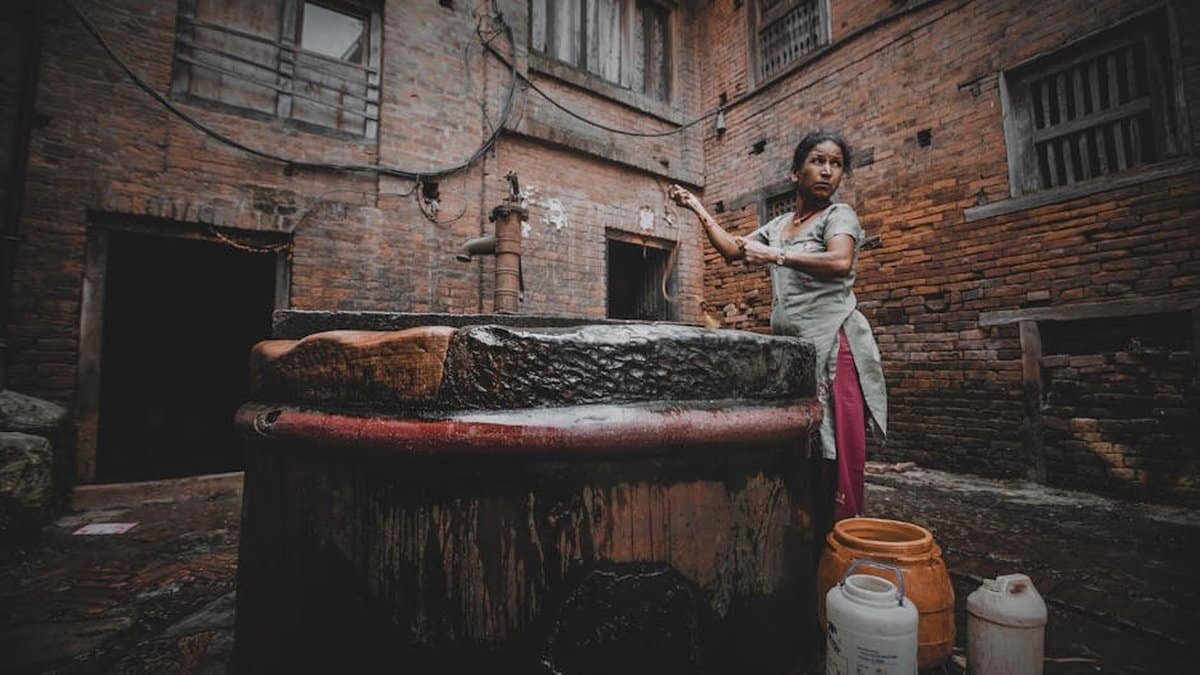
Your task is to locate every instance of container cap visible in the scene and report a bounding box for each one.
[966,573,1048,627]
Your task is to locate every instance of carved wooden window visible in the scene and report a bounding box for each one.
[171,0,381,138]
[753,0,827,82]
[763,189,795,222]
[530,0,673,102]
[1001,9,1188,195]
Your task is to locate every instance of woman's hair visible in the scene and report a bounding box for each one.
[791,130,853,176]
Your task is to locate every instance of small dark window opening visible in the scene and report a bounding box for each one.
[1040,312,1191,356]
[607,237,677,321]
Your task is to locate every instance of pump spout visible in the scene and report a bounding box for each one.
[455,236,499,262]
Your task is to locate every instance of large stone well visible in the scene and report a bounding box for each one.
[232,311,823,674]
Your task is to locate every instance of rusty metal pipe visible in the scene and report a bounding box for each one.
[490,204,523,314]
[455,235,498,262]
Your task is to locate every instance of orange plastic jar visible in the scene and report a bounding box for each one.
[816,517,955,669]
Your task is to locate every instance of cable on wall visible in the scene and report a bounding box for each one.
[66,0,518,182]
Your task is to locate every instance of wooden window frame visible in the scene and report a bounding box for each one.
[528,0,677,109]
[605,228,679,322]
[170,0,382,140]
[747,0,830,87]
[998,6,1190,198]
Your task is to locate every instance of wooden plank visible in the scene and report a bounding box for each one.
[1070,70,1090,179]
[366,8,381,139]
[1129,116,1143,164]
[1018,320,1042,409]
[170,0,199,99]
[1061,137,1076,185]
[979,294,1200,326]
[276,0,296,121]
[590,0,621,82]
[1123,45,1140,100]
[1105,53,1129,169]
[273,248,290,311]
[1111,120,1128,170]
[76,228,109,483]
[530,0,546,53]
[1030,98,1150,144]
[963,159,1199,222]
[1087,60,1109,175]
[1038,79,1052,129]
[1018,320,1047,483]
[1043,138,1059,188]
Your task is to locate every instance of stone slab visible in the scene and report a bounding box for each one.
[272,309,638,339]
[438,323,816,409]
[249,323,815,409]
[249,327,456,406]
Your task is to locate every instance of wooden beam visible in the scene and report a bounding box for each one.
[75,228,109,483]
[1018,320,1047,483]
[979,293,1200,326]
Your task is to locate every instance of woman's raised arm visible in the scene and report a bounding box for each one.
[668,184,745,262]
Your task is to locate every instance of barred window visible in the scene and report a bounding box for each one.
[171,0,381,139]
[530,0,673,102]
[753,0,827,83]
[763,190,795,221]
[1000,10,1188,195]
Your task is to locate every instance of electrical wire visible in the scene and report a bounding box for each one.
[480,42,721,139]
[66,0,518,182]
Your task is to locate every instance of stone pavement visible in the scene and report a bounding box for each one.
[0,473,241,674]
[0,467,1196,674]
[867,465,1200,674]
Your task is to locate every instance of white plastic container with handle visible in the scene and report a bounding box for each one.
[966,573,1048,675]
[825,559,919,675]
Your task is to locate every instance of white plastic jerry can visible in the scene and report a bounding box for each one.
[825,559,919,675]
[966,573,1048,675]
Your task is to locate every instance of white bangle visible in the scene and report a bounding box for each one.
[776,249,786,266]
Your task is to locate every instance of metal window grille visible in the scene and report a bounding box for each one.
[172,1,380,138]
[757,0,822,81]
[764,190,795,221]
[1028,42,1157,190]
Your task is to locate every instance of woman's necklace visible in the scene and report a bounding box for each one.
[794,200,829,224]
[786,201,827,238]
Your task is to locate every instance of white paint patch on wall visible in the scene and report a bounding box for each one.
[639,206,655,231]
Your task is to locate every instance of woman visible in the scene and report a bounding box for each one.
[669,131,886,524]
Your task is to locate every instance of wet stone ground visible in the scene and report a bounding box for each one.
[1,467,1196,674]
[867,467,1200,674]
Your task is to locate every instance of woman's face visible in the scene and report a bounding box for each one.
[792,140,845,200]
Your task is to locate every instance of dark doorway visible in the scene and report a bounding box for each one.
[606,236,677,321]
[96,230,277,482]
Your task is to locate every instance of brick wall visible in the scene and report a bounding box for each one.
[6,0,704,480]
[696,0,1200,504]
[8,0,1199,501]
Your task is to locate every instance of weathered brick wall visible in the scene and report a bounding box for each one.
[12,0,1198,501]
[697,0,1200,503]
[7,0,704,468]
[1042,345,1198,503]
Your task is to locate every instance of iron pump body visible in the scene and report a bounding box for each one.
[456,171,526,314]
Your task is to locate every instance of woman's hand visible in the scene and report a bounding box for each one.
[742,239,781,266]
[668,184,702,212]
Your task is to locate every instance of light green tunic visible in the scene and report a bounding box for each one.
[748,203,887,459]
